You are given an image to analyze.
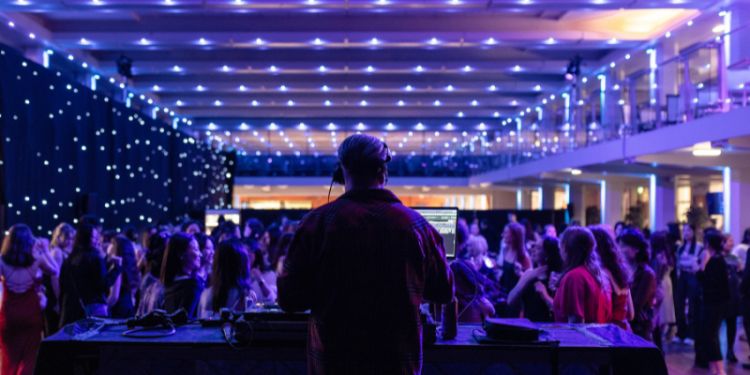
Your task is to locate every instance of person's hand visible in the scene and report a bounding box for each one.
[33,238,49,258]
[109,255,122,267]
[534,281,548,295]
[548,272,561,292]
[250,267,264,282]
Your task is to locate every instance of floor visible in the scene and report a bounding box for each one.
[665,320,750,374]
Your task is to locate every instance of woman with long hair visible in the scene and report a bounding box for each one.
[136,231,169,316]
[194,233,215,284]
[59,222,121,327]
[552,226,612,324]
[590,225,633,330]
[198,239,256,318]
[697,229,730,375]
[650,230,676,349]
[498,222,531,316]
[107,236,140,318]
[0,224,59,375]
[508,236,563,322]
[618,229,657,341]
[42,222,74,335]
[160,233,204,318]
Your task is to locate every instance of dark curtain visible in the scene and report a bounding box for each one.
[0,44,231,235]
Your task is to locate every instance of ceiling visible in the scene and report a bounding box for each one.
[0,0,713,155]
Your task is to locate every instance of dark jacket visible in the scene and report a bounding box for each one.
[278,188,453,375]
[58,248,120,327]
[162,276,204,319]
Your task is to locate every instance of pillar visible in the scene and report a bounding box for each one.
[569,182,586,224]
[650,175,676,232]
[542,185,557,210]
[726,167,750,243]
[601,179,625,226]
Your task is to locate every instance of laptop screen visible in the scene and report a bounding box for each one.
[414,208,459,259]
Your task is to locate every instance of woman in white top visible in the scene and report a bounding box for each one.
[198,239,256,319]
[0,224,59,375]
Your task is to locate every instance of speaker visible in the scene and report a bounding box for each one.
[76,193,99,217]
[706,192,723,215]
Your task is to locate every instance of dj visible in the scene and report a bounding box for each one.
[278,134,454,375]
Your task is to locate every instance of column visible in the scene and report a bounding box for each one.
[650,175,676,232]
[542,185,557,210]
[601,179,625,226]
[727,167,750,243]
[569,182,586,224]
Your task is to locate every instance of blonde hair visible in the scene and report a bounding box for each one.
[50,222,75,249]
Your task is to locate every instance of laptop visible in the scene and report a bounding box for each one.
[414,208,459,259]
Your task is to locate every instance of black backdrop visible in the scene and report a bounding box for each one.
[238,208,567,254]
[0,45,232,235]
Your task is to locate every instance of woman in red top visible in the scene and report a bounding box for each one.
[553,226,613,323]
[590,225,633,330]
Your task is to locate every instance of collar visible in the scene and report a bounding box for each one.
[338,188,401,204]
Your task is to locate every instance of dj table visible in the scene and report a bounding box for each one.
[35,322,666,375]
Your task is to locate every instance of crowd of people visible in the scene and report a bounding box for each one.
[0,214,298,375]
[452,219,750,375]
[1,209,748,375]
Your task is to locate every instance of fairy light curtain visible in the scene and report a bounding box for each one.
[0,45,232,235]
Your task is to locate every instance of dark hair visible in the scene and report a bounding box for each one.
[160,232,194,286]
[79,214,101,228]
[194,232,214,268]
[618,228,650,264]
[337,134,391,181]
[122,226,138,243]
[243,218,265,241]
[560,226,602,283]
[210,239,251,312]
[455,219,470,258]
[216,221,240,243]
[271,232,294,271]
[589,226,629,289]
[145,231,169,278]
[111,235,140,292]
[614,221,626,232]
[540,236,563,274]
[650,230,674,281]
[703,228,724,252]
[1,224,36,268]
[73,222,98,254]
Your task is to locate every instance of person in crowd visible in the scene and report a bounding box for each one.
[722,233,741,363]
[247,241,277,303]
[216,221,241,244]
[181,221,202,236]
[137,226,158,265]
[697,229,730,375]
[160,233,204,319]
[614,221,627,238]
[271,232,294,275]
[553,226,613,324]
[277,134,453,374]
[618,229,657,341]
[650,231,676,349]
[194,233,215,284]
[136,231,169,316]
[732,228,750,271]
[544,224,557,239]
[43,222,75,335]
[498,222,531,316]
[452,221,498,323]
[59,221,121,327]
[508,236,563,322]
[519,218,539,250]
[675,224,703,342]
[198,239,256,319]
[469,220,489,256]
[590,225,632,330]
[0,224,59,375]
[106,236,140,319]
[242,218,265,243]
